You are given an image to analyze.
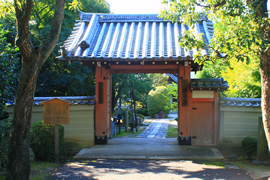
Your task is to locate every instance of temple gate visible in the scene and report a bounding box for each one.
[58,12,228,146]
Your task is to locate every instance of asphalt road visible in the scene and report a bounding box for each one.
[52,159,252,180]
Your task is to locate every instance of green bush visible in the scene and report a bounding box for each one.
[241,136,257,159]
[0,118,12,169]
[147,86,170,116]
[30,121,64,161]
[137,114,145,120]
[137,108,150,116]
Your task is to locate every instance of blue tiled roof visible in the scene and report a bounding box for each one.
[167,74,229,92]
[58,12,213,62]
[191,78,229,92]
[219,97,261,107]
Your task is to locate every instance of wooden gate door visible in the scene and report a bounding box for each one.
[191,101,215,145]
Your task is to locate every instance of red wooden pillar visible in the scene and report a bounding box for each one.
[95,66,111,144]
[178,64,192,145]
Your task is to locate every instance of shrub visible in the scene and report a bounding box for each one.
[0,118,12,169]
[241,136,257,159]
[137,108,149,116]
[147,86,170,116]
[137,113,145,120]
[30,121,64,161]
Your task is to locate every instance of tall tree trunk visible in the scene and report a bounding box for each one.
[112,77,127,112]
[130,81,138,131]
[260,51,270,151]
[7,0,65,179]
[6,58,41,179]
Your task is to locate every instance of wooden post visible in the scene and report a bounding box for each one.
[257,116,269,161]
[118,118,121,134]
[95,66,109,144]
[125,110,128,132]
[178,64,192,145]
[55,125,59,164]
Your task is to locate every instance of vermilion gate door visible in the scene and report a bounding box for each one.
[191,101,215,145]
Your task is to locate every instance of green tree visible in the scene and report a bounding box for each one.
[161,0,270,150]
[34,0,110,97]
[0,28,19,120]
[221,56,261,98]
[167,82,178,111]
[78,0,110,13]
[197,61,227,79]
[35,61,95,96]
[130,74,154,108]
[0,10,20,120]
[148,73,168,87]
[147,86,170,116]
[4,0,65,179]
[112,73,154,111]
[112,74,128,110]
[197,22,261,98]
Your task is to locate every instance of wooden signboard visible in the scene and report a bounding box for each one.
[40,98,70,125]
[182,79,188,106]
[39,98,71,164]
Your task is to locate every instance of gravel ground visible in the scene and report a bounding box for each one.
[52,159,252,180]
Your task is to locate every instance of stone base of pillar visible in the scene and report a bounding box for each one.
[95,135,108,145]
[178,136,191,145]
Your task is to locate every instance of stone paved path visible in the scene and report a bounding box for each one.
[137,119,170,138]
[137,113,178,139]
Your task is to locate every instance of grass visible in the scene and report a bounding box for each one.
[196,161,226,167]
[115,126,145,138]
[0,161,61,180]
[166,127,178,138]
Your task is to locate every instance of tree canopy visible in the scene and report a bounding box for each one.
[0,28,19,120]
[160,0,270,149]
